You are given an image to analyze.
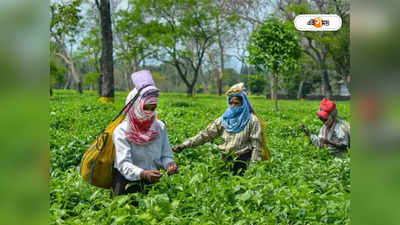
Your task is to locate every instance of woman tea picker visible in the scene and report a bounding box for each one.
[301,98,350,157]
[173,83,268,175]
[112,70,178,196]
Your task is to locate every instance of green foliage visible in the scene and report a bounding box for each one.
[128,0,217,95]
[282,0,350,94]
[79,27,101,72]
[50,0,83,43]
[134,0,216,52]
[327,22,350,82]
[247,17,301,76]
[223,68,248,87]
[83,72,99,89]
[248,75,266,95]
[50,59,66,88]
[114,7,151,66]
[50,90,350,224]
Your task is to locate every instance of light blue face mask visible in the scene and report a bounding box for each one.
[221,92,252,133]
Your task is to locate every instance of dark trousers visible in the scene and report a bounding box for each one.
[222,151,252,176]
[329,148,348,158]
[111,168,151,198]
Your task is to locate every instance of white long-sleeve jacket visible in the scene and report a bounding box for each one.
[113,119,174,181]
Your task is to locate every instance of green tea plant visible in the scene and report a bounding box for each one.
[50,90,350,225]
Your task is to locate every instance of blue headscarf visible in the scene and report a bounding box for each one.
[221,91,253,133]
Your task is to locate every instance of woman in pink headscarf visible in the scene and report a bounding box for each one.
[111,70,178,197]
[301,98,350,156]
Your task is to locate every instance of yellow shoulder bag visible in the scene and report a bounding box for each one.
[254,114,271,161]
[80,88,143,189]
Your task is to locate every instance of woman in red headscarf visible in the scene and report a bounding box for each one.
[301,98,350,156]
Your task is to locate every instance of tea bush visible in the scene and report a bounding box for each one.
[50,90,350,225]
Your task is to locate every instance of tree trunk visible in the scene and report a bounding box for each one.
[206,50,223,95]
[127,56,138,90]
[274,95,279,112]
[50,87,53,96]
[125,71,131,91]
[269,74,275,100]
[57,47,81,93]
[186,85,194,97]
[97,73,102,95]
[345,73,350,92]
[78,75,83,94]
[247,65,251,94]
[203,81,209,94]
[199,67,209,94]
[64,72,72,89]
[321,65,332,98]
[98,0,114,102]
[297,79,305,99]
[132,56,138,73]
[187,68,201,97]
[304,37,332,99]
[217,78,223,96]
[217,22,225,96]
[272,74,279,112]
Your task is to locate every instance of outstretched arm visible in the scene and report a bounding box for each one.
[310,127,325,148]
[173,117,223,152]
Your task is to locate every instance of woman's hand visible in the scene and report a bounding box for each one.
[300,124,311,137]
[320,138,347,150]
[166,162,178,175]
[173,144,185,152]
[140,170,163,183]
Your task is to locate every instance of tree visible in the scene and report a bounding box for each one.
[205,0,240,96]
[277,0,350,97]
[50,0,83,93]
[248,17,301,111]
[248,75,267,95]
[114,8,153,91]
[135,0,217,96]
[225,0,269,95]
[95,0,114,102]
[326,0,350,91]
[80,27,102,74]
[83,72,99,90]
[50,58,67,89]
[294,54,320,99]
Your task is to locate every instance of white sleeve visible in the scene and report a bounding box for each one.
[113,123,143,181]
[310,127,324,147]
[336,122,350,148]
[159,122,174,169]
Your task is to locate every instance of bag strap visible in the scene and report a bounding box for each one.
[97,85,152,135]
[110,84,152,122]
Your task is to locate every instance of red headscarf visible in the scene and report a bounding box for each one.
[317,98,336,119]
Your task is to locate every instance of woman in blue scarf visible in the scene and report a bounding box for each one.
[173,83,266,175]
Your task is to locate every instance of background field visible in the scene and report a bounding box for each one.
[50,90,350,225]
